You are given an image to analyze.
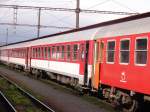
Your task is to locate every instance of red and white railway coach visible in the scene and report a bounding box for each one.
[93,12,150,92]
[29,28,97,85]
[0,43,28,67]
[0,26,98,86]
[92,12,150,111]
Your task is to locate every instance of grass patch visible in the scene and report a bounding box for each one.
[0,76,48,112]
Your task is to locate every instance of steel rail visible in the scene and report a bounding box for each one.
[0,71,55,112]
[0,91,17,112]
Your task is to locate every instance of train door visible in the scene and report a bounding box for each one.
[25,47,31,70]
[92,40,104,89]
[79,41,89,85]
[7,49,10,63]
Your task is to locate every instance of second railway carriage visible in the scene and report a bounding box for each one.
[0,27,98,86]
[29,29,97,86]
[1,12,150,111]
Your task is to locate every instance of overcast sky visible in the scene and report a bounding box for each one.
[0,0,150,44]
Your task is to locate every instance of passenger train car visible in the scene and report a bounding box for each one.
[1,12,150,111]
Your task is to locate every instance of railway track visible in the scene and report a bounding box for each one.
[0,91,16,112]
[0,71,55,112]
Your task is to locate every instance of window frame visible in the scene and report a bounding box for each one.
[72,44,79,61]
[106,40,116,64]
[66,44,71,61]
[134,37,148,66]
[52,46,56,59]
[97,41,104,63]
[47,46,51,59]
[79,43,85,61]
[60,45,65,60]
[32,48,34,58]
[43,47,47,59]
[119,38,130,65]
[37,47,41,59]
[56,46,60,59]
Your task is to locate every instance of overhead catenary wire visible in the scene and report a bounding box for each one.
[0,8,12,20]
[0,3,139,36]
[0,3,139,32]
[0,23,73,29]
[43,11,74,27]
[0,0,140,44]
[110,0,139,13]
[86,0,112,9]
[0,4,139,15]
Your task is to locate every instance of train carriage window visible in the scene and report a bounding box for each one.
[22,49,23,58]
[97,42,104,62]
[48,47,51,59]
[15,50,17,57]
[41,47,44,58]
[56,46,60,59]
[34,48,36,58]
[32,48,34,58]
[61,46,65,59]
[66,45,71,60]
[23,49,24,58]
[107,41,115,63]
[120,40,130,63]
[19,50,21,58]
[35,48,37,58]
[80,44,85,61]
[36,48,38,58]
[52,46,56,59]
[19,49,22,58]
[21,50,22,58]
[16,50,18,57]
[17,50,19,57]
[135,38,147,65]
[44,47,47,59]
[73,44,78,61]
[37,48,41,58]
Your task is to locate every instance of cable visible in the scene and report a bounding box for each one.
[12,0,74,5]
[0,8,11,21]
[43,11,74,27]
[0,0,13,3]
[86,0,111,9]
[111,0,138,13]
[28,0,73,2]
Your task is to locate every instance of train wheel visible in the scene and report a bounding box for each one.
[122,99,138,112]
[112,92,139,112]
[122,96,138,112]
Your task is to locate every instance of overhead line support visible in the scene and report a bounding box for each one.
[0,23,72,29]
[37,8,41,38]
[76,0,80,29]
[0,4,139,15]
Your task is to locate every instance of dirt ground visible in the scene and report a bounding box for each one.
[0,66,115,112]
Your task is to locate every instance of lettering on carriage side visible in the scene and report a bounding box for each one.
[120,71,127,83]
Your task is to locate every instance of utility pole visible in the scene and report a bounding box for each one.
[76,0,80,29]
[6,28,8,45]
[13,6,18,34]
[37,8,41,38]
